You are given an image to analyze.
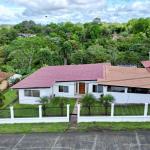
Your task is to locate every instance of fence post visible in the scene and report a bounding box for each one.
[144,103,148,116]
[67,104,70,119]
[111,103,114,117]
[77,104,80,123]
[39,105,42,118]
[10,106,14,119]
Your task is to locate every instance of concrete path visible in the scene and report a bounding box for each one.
[69,99,79,126]
[0,131,150,149]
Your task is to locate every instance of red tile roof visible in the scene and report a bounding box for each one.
[142,61,150,68]
[98,66,150,88]
[12,64,105,89]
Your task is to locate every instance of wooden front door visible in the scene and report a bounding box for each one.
[79,83,85,94]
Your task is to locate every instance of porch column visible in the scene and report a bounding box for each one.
[103,86,107,95]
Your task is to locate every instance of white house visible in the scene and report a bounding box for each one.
[12,62,150,104]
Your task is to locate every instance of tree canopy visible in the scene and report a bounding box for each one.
[0,18,149,75]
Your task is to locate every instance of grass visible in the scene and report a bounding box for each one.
[80,101,146,116]
[78,122,150,131]
[10,98,76,118]
[1,89,17,109]
[0,123,69,133]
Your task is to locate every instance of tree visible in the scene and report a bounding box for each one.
[81,94,96,115]
[39,97,49,116]
[0,92,5,106]
[51,97,67,116]
[99,94,114,115]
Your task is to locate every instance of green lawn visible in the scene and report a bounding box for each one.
[11,98,76,118]
[80,102,146,116]
[1,89,17,109]
[0,123,69,133]
[78,122,150,131]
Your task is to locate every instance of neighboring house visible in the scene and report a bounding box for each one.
[18,33,36,38]
[12,62,150,104]
[0,72,13,91]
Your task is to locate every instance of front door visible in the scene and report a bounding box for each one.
[79,83,85,94]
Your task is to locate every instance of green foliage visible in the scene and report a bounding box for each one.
[51,97,68,116]
[0,18,150,75]
[81,94,96,115]
[0,92,5,106]
[100,94,115,115]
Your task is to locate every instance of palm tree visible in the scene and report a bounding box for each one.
[51,97,66,116]
[81,94,96,115]
[99,94,115,115]
[39,97,49,116]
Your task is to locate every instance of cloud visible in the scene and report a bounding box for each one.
[0,0,150,24]
[0,5,22,24]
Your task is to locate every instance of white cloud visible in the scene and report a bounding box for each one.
[0,5,22,23]
[0,0,150,24]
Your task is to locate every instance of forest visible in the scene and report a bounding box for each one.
[0,17,150,75]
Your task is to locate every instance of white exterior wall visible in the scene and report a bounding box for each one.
[88,81,103,98]
[19,88,52,104]
[105,86,150,104]
[18,81,150,104]
[53,82,75,98]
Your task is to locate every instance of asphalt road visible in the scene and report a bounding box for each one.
[0,131,150,150]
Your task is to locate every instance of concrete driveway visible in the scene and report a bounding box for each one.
[0,131,150,150]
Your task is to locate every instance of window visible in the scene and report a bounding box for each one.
[107,86,125,93]
[59,86,69,93]
[128,87,150,94]
[24,90,40,97]
[93,85,103,93]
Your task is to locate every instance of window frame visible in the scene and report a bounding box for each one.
[59,85,69,93]
[107,86,125,93]
[24,90,40,97]
[93,85,103,93]
[128,87,150,94]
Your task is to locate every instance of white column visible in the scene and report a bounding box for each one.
[144,103,148,116]
[103,86,107,95]
[125,88,128,93]
[39,105,42,118]
[10,106,14,119]
[67,104,70,119]
[111,103,114,117]
[77,104,80,123]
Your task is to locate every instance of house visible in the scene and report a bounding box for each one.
[0,71,13,91]
[18,33,36,38]
[12,62,150,104]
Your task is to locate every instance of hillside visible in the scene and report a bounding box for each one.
[0,18,150,75]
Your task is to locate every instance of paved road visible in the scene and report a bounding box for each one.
[0,131,150,149]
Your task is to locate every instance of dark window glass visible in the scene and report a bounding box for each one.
[59,86,64,92]
[97,85,103,93]
[128,88,150,94]
[107,86,125,93]
[24,90,40,97]
[24,90,31,96]
[32,90,40,97]
[59,86,69,93]
[93,85,96,92]
[64,86,69,93]
[93,85,103,93]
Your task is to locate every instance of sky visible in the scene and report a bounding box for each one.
[0,0,150,24]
